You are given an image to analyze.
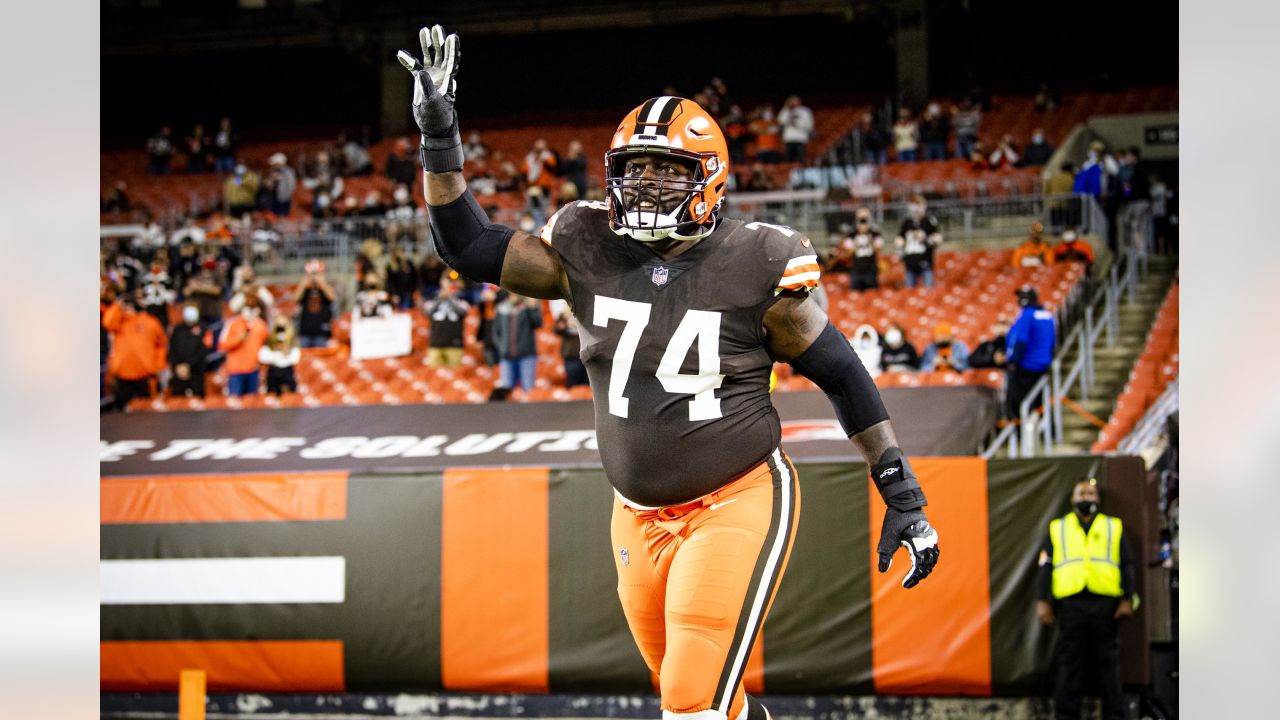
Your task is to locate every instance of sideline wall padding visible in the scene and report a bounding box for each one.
[100,456,1148,695]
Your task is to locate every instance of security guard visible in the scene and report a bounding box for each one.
[1036,478,1138,720]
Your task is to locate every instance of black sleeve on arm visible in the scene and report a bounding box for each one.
[427,188,515,285]
[789,321,889,437]
[1036,534,1054,601]
[1119,532,1137,599]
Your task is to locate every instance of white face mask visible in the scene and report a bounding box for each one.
[519,217,537,232]
[908,203,925,219]
[885,329,903,346]
[393,188,410,204]
[182,307,199,324]
[1032,133,1045,144]
[1087,151,1099,163]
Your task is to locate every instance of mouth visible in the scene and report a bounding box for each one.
[636,197,659,211]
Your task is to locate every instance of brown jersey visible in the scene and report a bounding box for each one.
[540,201,819,506]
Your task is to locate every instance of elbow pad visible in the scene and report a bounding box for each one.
[789,321,890,437]
[427,189,515,285]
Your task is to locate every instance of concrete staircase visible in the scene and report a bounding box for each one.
[1053,254,1178,454]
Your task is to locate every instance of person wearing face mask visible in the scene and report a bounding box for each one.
[1004,285,1056,421]
[920,321,970,373]
[844,207,885,291]
[1021,128,1055,167]
[217,297,269,397]
[168,303,212,397]
[879,323,921,372]
[1036,478,1138,720]
[895,195,943,288]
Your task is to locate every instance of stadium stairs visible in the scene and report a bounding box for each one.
[1053,253,1177,454]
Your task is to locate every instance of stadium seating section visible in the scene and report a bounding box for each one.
[1091,282,1178,451]
[101,87,1178,224]
[124,248,1081,413]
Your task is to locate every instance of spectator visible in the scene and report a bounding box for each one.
[721,105,750,165]
[228,265,275,318]
[1117,146,1151,239]
[385,184,426,246]
[1012,223,1056,268]
[919,102,950,161]
[424,277,470,368]
[170,240,201,298]
[848,324,882,379]
[921,321,970,372]
[1072,141,1118,200]
[892,109,919,162]
[168,303,211,398]
[1150,175,1176,254]
[358,189,388,217]
[218,298,269,397]
[896,195,943,288]
[303,151,344,209]
[845,207,884,290]
[988,134,1021,170]
[224,163,260,217]
[741,163,778,192]
[952,98,982,161]
[554,307,588,388]
[1046,162,1077,228]
[264,153,297,217]
[294,261,336,348]
[386,243,418,310]
[138,261,175,330]
[561,140,589,199]
[494,160,520,193]
[1005,286,1056,421]
[355,239,387,289]
[522,138,559,193]
[1053,229,1096,274]
[778,95,815,163]
[183,256,225,331]
[749,107,783,164]
[1021,128,1055,167]
[491,293,543,398]
[419,255,446,303]
[468,160,498,196]
[967,139,991,171]
[145,125,174,176]
[184,124,210,174]
[385,138,418,188]
[858,111,890,165]
[102,292,168,411]
[463,131,489,162]
[477,284,503,366]
[879,323,920,372]
[102,181,132,214]
[354,276,394,319]
[338,133,373,176]
[968,319,1009,369]
[212,117,237,174]
[259,315,300,395]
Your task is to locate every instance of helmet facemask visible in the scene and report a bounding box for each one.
[606,149,720,242]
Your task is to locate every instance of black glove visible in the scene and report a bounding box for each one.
[396,25,463,172]
[876,507,940,589]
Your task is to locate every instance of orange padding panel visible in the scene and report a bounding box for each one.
[868,457,992,695]
[101,640,345,692]
[441,467,550,692]
[101,472,348,524]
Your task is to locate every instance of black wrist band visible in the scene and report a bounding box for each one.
[419,120,463,173]
[871,447,927,511]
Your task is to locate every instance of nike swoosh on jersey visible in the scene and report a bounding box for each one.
[708,498,739,511]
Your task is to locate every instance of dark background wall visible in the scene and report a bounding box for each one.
[100,0,1176,148]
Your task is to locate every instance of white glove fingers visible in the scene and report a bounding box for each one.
[900,539,918,588]
[424,26,440,66]
[442,33,460,93]
[431,25,447,67]
[396,50,421,73]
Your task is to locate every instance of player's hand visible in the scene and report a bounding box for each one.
[876,506,939,589]
[397,25,460,139]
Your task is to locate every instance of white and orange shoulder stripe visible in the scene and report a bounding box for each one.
[775,253,821,293]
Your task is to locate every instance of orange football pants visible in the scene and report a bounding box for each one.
[610,448,801,720]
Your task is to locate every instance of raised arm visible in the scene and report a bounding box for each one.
[764,293,940,589]
[399,25,568,300]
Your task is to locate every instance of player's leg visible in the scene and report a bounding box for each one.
[660,449,801,720]
[611,496,670,678]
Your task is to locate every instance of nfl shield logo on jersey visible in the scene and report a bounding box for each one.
[651,266,669,286]
[619,548,630,566]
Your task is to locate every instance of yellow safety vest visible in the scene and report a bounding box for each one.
[1049,512,1123,599]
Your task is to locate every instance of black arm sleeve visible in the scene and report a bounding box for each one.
[789,321,889,437]
[1119,532,1137,599]
[427,188,515,285]
[1036,533,1054,601]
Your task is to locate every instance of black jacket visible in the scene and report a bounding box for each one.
[168,322,209,372]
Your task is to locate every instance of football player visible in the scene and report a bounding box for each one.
[399,25,939,720]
